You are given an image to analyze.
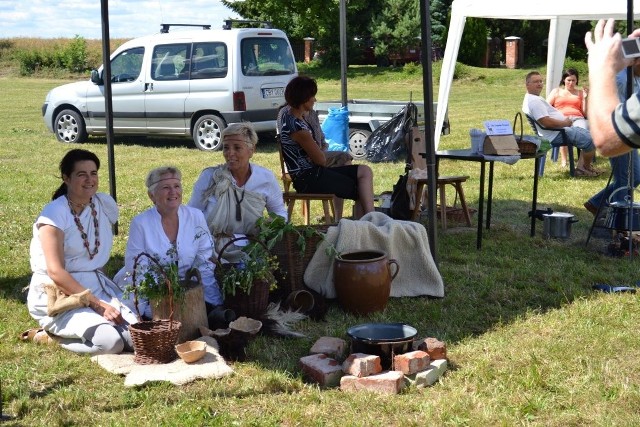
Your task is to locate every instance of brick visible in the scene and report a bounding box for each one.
[340,370,405,395]
[430,358,448,376]
[299,354,343,388]
[309,336,347,360]
[416,337,447,360]
[342,353,382,377]
[393,350,430,375]
[406,366,441,388]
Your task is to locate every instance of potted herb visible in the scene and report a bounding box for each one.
[215,236,279,319]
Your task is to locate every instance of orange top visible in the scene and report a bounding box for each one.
[547,88,585,118]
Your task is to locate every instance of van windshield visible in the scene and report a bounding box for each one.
[241,37,295,76]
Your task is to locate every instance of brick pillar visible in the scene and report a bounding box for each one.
[304,37,315,63]
[505,36,521,69]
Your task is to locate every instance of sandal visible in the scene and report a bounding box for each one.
[20,328,42,342]
[575,168,599,177]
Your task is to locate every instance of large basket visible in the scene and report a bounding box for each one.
[513,112,537,154]
[270,224,329,297]
[130,252,181,364]
[215,237,271,318]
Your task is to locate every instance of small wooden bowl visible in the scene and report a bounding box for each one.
[175,340,207,363]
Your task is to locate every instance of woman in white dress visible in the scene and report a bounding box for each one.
[27,149,137,354]
[188,122,287,263]
[114,166,223,321]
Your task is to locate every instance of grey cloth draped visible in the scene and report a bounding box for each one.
[204,165,266,263]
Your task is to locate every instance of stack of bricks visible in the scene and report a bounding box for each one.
[299,336,448,394]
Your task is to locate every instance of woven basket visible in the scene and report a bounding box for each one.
[513,112,537,154]
[270,224,329,297]
[215,237,271,318]
[129,252,181,364]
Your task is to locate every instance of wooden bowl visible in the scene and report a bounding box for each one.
[175,340,207,363]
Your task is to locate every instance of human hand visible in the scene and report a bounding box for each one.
[92,300,124,324]
[585,19,631,77]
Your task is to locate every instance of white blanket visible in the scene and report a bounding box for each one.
[304,212,444,298]
[91,336,233,386]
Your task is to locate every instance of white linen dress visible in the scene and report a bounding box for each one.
[28,192,138,338]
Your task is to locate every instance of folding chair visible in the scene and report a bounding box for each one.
[524,113,576,177]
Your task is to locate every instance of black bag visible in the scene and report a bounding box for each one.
[366,102,418,163]
[389,172,411,220]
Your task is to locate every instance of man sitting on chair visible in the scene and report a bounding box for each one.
[523,71,600,177]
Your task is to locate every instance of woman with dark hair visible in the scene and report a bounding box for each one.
[25,149,137,354]
[279,76,374,219]
[547,68,590,169]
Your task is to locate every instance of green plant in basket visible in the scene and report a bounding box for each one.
[216,238,279,297]
[255,212,339,258]
[124,246,187,304]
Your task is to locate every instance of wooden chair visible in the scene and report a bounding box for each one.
[524,113,576,177]
[276,137,337,225]
[410,175,472,229]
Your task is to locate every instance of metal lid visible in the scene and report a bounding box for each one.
[542,212,574,218]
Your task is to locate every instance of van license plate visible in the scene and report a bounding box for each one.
[262,87,284,98]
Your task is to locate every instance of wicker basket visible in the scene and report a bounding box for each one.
[270,224,329,297]
[215,237,271,319]
[513,112,537,154]
[129,252,182,364]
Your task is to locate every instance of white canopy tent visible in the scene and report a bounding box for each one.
[435,0,640,149]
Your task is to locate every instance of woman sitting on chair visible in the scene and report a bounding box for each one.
[279,76,374,219]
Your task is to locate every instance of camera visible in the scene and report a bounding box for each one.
[622,37,640,59]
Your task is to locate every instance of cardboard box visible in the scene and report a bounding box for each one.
[483,134,520,155]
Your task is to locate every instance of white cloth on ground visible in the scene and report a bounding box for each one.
[304,211,444,298]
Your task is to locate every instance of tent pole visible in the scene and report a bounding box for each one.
[100,0,118,234]
[339,0,348,107]
[419,0,438,265]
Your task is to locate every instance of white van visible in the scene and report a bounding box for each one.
[42,21,297,151]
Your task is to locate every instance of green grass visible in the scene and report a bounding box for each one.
[2,65,640,426]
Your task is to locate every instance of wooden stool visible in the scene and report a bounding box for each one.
[283,192,336,225]
[410,175,472,229]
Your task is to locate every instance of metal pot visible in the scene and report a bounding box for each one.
[347,323,417,370]
[604,187,640,231]
[542,212,578,239]
[605,201,640,230]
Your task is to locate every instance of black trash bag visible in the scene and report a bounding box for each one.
[365,102,418,163]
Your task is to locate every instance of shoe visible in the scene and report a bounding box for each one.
[585,165,603,175]
[575,168,599,177]
[584,201,599,216]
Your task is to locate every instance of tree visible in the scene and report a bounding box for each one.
[368,0,420,66]
[222,0,376,65]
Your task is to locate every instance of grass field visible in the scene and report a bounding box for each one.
[1,64,640,426]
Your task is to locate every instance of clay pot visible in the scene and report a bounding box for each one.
[333,250,399,315]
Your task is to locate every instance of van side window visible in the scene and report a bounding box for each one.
[152,44,191,81]
[110,47,144,83]
[191,42,228,79]
[241,37,295,76]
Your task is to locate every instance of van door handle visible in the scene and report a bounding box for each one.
[145,83,153,92]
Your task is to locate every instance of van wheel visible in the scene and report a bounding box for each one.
[193,115,225,151]
[54,109,87,143]
[348,129,371,159]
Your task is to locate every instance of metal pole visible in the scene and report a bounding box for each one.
[627,0,634,259]
[339,0,348,107]
[419,0,438,264]
[100,0,118,234]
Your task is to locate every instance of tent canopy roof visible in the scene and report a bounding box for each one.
[435,0,640,149]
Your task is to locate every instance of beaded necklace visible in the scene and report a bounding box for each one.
[68,197,100,260]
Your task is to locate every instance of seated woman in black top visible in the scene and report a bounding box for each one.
[279,76,374,219]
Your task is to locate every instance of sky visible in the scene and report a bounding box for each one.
[0,0,242,39]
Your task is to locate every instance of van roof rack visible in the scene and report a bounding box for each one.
[222,19,273,30]
[160,23,211,33]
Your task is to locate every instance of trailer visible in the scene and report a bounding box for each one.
[314,99,450,158]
